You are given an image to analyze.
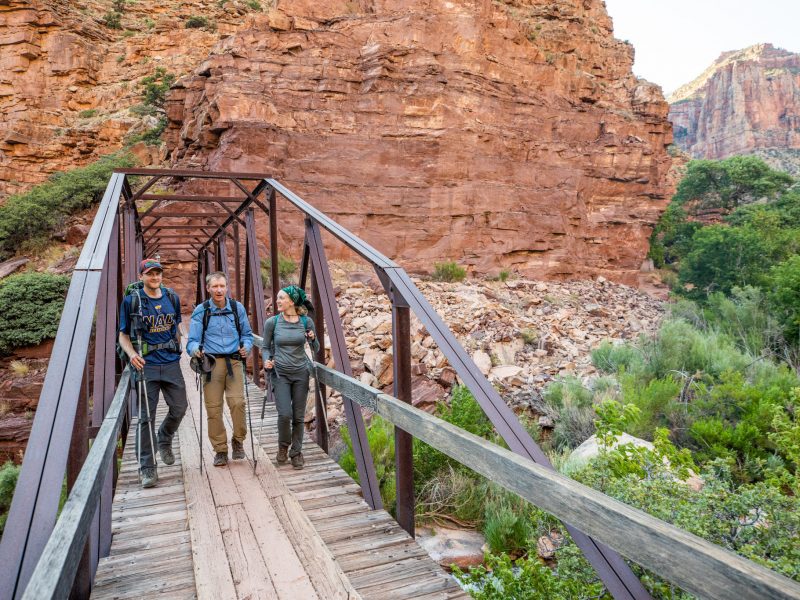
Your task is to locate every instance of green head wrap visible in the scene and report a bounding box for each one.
[282,285,307,307]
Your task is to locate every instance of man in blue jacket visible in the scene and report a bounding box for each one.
[186,271,253,466]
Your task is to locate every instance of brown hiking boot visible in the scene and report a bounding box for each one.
[276,445,288,464]
[213,452,228,467]
[291,452,304,470]
[232,439,245,460]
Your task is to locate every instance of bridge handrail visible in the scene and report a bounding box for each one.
[21,368,132,600]
[307,362,800,600]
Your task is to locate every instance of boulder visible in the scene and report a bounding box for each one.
[416,526,486,570]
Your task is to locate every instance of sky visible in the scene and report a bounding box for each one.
[602,0,800,96]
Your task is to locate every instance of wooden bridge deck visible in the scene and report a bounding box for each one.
[91,355,467,600]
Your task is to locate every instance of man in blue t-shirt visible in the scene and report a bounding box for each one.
[119,258,187,488]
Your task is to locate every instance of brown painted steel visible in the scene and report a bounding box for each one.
[114,168,271,179]
[392,302,414,538]
[67,363,91,599]
[269,189,279,314]
[310,268,328,453]
[233,223,242,300]
[305,220,382,510]
[245,209,266,388]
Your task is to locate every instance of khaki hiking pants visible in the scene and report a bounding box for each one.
[203,357,247,454]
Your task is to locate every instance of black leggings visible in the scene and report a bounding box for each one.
[271,367,310,457]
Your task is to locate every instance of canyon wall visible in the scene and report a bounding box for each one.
[166,0,675,284]
[669,44,800,170]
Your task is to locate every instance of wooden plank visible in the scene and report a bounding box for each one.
[320,365,800,600]
[218,505,280,600]
[178,377,237,600]
[227,461,320,600]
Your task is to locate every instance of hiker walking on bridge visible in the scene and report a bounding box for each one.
[262,285,319,470]
[187,271,253,467]
[118,258,187,489]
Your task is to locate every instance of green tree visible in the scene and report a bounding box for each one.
[678,225,770,298]
[674,156,793,212]
[770,255,800,342]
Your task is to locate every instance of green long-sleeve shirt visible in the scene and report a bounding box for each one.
[262,314,319,373]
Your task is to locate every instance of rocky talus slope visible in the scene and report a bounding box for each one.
[165,0,675,284]
[669,44,800,171]
[312,275,664,432]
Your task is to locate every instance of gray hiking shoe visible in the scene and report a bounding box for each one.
[213,452,228,467]
[232,439,245,460]
[141,467,158,488]
[276,445,288,464]
[159,445,175,465]
[291,452,304,470]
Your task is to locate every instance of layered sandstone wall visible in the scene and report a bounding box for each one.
[669,44,800,161]
[165,0,674,284]
[0,0,254,198]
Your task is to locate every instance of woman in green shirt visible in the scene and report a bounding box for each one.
[262,285,319,469]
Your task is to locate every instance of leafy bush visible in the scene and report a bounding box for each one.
[185,15,211,29]
[0,273,70,354]
[78,109,98,118]
[260,255,298,287]
[338,415,396,513]
[140,67,176,109]
[247,0,262,9]
[770,255,800,342]
[591,341,644,375]
[102,11,122,29]
[542,376,593,410]
[0,152,136,258]
[552,404,596,450]
[432,261,466,282]
[0,461,20,536]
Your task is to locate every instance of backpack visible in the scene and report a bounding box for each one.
[116,282,181,364]
[199,298,244,352]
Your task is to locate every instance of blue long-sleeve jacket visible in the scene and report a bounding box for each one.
[186,299,253,356]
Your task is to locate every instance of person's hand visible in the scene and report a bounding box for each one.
[194,349,204,358]
[129,353,145,370]
[238,346,248,358]
[264,359,274,370]
[306,330,315,341]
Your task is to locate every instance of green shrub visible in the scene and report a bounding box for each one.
[0,152,136,258]
[552,404,596,450]
[498,269,510,282]
[770,255,800,342]
[0,273,70,354]
[620,374,682,439]
[520,328,538,346]
[0,461,20,536]
[542,376,593,410]
[260,255,298,287]
[102,11,122,29]
[454,550,606,599]
[126,118,167,146]
[413,386,493,489]
[185,15,211,29]
[140,67,176,109]
[78,109,98,118]
[247,0,262,9]
[483,494,533,555]
[432,261,466,282]
[591,341,644,375]
[338,415,396,513]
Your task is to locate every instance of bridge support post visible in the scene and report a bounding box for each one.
[67,361,91,599]
[245,208,266,388]
[310,266,328,453]
[269,188,279,314]
[392,299,415,537]
[305,219,383,509]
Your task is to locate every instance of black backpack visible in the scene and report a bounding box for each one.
[199,298,244,352]
[116,282,181,364]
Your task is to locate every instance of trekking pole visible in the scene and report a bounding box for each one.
[135,370,143,482]
[258,367,273,443]
[138,335,158,477]
[197,371,205,474]
[241,351,257,473]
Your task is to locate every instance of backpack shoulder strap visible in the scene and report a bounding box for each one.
[200,299,212,350]
[229,299,243,345]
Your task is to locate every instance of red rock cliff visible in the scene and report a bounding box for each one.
[166,0,674,284]
[669,44,800,165]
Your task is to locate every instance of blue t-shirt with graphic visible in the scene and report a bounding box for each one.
[119,289,182,365]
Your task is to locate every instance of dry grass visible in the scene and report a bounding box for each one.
[0,401,11,417]
[9,360,30,377]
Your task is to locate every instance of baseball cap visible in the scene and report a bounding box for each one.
[139,258,163,274]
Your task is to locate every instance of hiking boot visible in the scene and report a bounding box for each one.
[291,452,304,470]
[159,445,175,466]
[276,445,288,464]
[141,467,158,488]
[232,439,245,460]
[213,452,228,467]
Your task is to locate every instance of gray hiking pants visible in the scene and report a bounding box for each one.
[135,360,187,469]
[271,366,310,457]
